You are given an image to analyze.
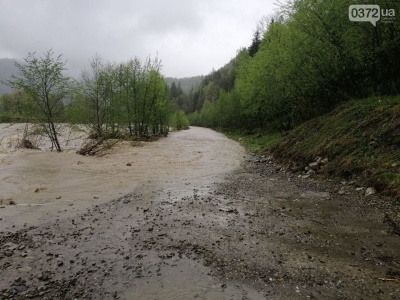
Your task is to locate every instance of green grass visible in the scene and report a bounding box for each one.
[223,130,282,153]
[272,96,400,198]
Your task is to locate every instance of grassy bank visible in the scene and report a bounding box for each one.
[222,130,282,153]
[272,96,400,198]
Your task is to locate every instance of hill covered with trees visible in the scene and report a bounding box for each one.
[177,0,400,197]
[188,0,400,131]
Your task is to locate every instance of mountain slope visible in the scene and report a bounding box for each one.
[0,58,18,96]
[165,75,204,93]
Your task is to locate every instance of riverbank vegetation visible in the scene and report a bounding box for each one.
[1,52,189,151]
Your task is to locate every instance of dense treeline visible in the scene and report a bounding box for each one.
[1,51,188,151]
[190,0,400,131]
[74,55,171,138]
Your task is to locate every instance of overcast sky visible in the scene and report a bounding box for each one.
[0,0,276,78]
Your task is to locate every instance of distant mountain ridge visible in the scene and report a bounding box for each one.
[165,75,204,93]
[0,58,18,96]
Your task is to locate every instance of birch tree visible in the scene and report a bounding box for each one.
[7,50,74,152]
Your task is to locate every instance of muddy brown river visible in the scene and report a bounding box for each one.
[0,126,244,228]
[0,125,399,299]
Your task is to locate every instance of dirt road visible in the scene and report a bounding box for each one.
[0,126,399,299]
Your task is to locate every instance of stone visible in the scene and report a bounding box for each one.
[15,285,28,293]
[320,158,329,165]
[309,162,319,169]
[4,243,18,251]
[365,187,376,196]
[306,169,316,175]
[290,164,302,172]
[38,271,51,281]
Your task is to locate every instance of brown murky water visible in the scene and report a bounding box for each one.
[0,125,245,228]
[1,124,265,299]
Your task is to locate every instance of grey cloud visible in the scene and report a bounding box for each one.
[0,0,275,78]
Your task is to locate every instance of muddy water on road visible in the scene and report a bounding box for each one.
[0,126,244,228]
[120,254,265,300]
[1,126,264,299]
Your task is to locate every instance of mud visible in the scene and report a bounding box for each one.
[1,125,400,299]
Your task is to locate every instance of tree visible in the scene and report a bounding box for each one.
[0,90,27,122]
[81,54,113,138]
[80,55,172,139]
[248,29,261,57]
[256,13,284,36]
[6,50,74,152]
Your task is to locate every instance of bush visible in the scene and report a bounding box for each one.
[170,110,190,130]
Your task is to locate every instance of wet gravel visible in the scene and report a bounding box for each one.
[1,153,400,299]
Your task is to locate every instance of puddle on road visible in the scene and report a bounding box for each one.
[121,257,265,300]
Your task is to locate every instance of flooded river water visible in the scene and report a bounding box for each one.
[0,125,244,228]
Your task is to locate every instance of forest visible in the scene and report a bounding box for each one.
[184,0,400,131]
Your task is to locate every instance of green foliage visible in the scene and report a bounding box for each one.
[225,130,282,153]
[248,29,261,57]
[80,55,172,138]
[165,76,204,94]
[64,89,87,124]
[0,90,29,122]
[170,110,190,130]
[2,52,176,143]
[176,53,243,114]
[5,50,75,151]
[189,0,400,134]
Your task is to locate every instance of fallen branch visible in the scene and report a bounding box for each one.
[16,123,39,150]
[17,138,39,150]
[77,138,120,156]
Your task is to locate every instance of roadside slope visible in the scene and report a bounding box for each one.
[272,97,400,198]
